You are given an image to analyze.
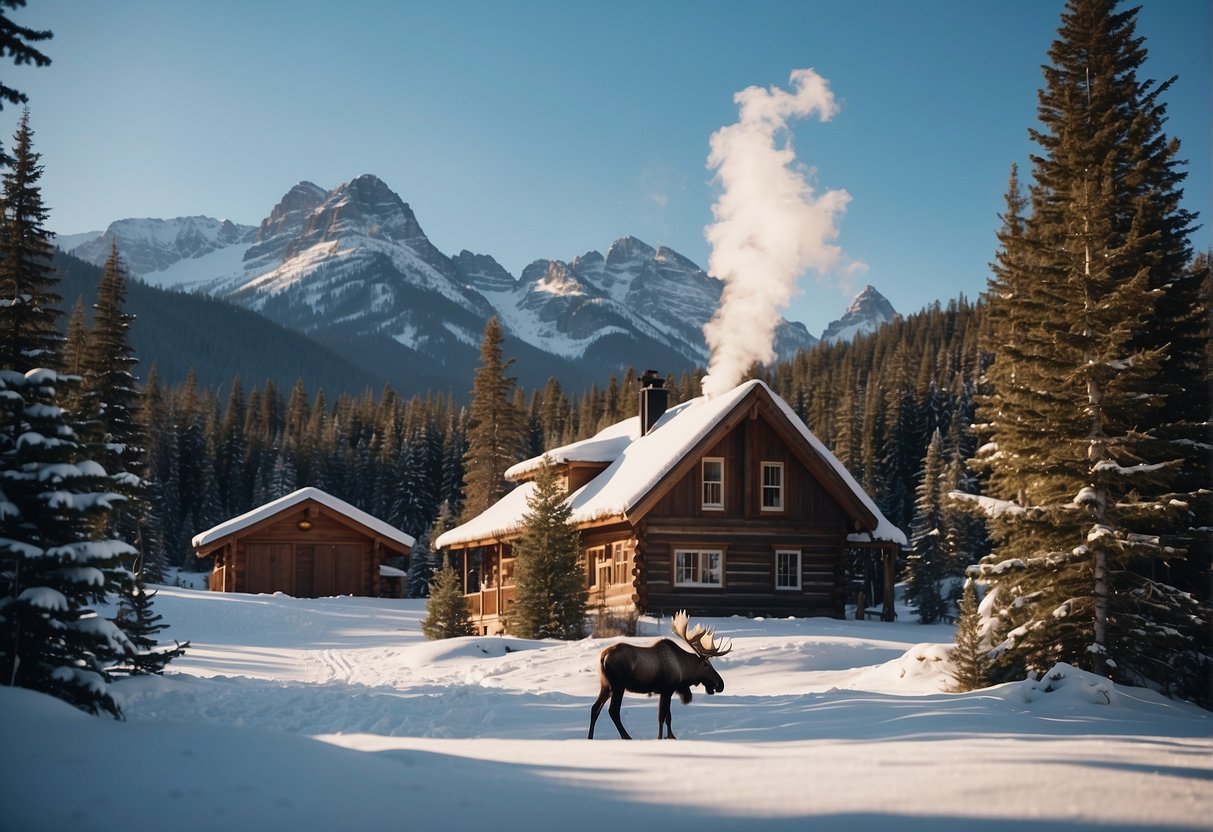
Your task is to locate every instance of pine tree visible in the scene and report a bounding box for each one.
[216,377,246,516]
[79,243,146,514]
[975,0,1208,701]
[949,578,990,692]
[0,115,136,716]
[906,429,950,623]
[139,366,178,579]
[406,524,439,599]
[421,555,474,639]
[509,458,586,640]
[59,297,88,391]
[461,318,523,519]
[110,567,188,676]
[0,368,136,716]
[0,111,58,372]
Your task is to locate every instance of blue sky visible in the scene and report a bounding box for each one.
[6,0,1209,337]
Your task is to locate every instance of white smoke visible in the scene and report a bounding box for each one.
[701,68,853,399]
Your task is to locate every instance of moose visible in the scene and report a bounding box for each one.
[588,610,732,740]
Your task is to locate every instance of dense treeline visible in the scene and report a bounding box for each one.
[767,296,985,536]
[145,296,989,588]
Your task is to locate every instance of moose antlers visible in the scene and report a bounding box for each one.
[671,610,732,658]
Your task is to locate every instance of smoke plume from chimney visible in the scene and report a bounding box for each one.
[701,68,852,399]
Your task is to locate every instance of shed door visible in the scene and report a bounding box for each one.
[313,544,364,597]
[244,543,295,595]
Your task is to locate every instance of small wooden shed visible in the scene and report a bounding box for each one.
[192,487,414,598]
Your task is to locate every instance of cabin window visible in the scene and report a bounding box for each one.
[702,458,724,510]
[775,549,801,590]
[675,549,723,587]
[587,546,607,588]
[761,462,784,511]
[612,541,630,585]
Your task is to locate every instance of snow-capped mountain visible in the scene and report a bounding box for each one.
[474,235,817,365]
[60,175,827,382]
[820,285,898,343]
[66,216,255,282]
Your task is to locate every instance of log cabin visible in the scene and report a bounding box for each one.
[435,373,905,635]
[193,487,413,597]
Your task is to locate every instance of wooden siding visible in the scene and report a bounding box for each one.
[635,409,850,618]
[645,416,849,528]
[638,521,846,618]
[203,503,403,598]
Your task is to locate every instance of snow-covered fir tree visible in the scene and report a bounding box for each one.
[974,0,1209,703]
[0,113,136,716]
[405,527,435,600]
[906,429,951,624]
[0,367,137,716]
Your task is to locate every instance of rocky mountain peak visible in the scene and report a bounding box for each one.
[569,249,604,277]
[453,250,516,294]
[272,174,453,274]
[254,181,327,243]
[821,285,898,343]
[244,182,328,268]
[604,235,656,269]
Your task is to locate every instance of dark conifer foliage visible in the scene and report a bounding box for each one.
[79,243,146,503]
[508,458,586,640]
[0,1,51,167]
[421,554,474,640]
[0,369,135,717]
[0,1,50,108]
[461,318,525,520]
[0,116,138,717]
[949,578,990,692]
[0,111,58,372]
[405,527,436,600]
[906,429,951,624]
[974,0,1209,703]
[110,567,188,676]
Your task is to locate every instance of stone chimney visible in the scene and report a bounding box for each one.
[638,370,668,436]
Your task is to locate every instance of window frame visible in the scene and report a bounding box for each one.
[775,548,802,591]
[612,541,630,585]
[674,548,724,588]
[586,545,605,589]
[701,457,725,511]
[760,461,785,512]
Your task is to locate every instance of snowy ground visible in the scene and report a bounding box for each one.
[3,585,1210,832]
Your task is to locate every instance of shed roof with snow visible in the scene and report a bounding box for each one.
[193,487,413,598]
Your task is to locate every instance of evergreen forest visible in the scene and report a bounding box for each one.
[1,0,1209,717]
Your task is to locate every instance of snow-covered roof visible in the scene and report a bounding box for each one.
[505,416,638,480]
[437,380,905,549]
[192,487,415,551]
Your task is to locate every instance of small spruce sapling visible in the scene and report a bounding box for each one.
[949,578,990,692]
[421,555,474,640]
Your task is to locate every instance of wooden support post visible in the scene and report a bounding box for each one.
[882,546,896,621]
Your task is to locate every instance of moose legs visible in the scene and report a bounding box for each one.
[588,685,679,740]
[657,691,676,739]
[588,684,632,740]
